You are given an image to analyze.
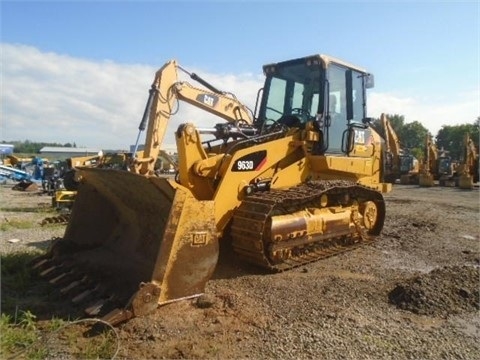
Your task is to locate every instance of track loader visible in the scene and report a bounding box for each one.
[32,54,392,325]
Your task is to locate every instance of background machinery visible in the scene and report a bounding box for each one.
[52,149,177,212]
[32,54,392,325]
[457,133,479,189]
[0,155,47,191]
[399,153,420,185]
[419,134,458,187]
[380,114,419,185]
[381,113,401,184]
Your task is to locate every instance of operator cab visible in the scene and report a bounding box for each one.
[258,54,374,155]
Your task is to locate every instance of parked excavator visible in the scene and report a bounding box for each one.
[399,153,420,184]
[457,133,479,189]
[32,54,392,325]
[380,114,419,184]
[419,134,458,187]
[381,114,401,183]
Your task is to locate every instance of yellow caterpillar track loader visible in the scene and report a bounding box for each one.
[32,54,392,325]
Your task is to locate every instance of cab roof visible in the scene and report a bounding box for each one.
[262,54,369,75]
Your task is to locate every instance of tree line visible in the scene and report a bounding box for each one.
[371,115,479,161]
[3,115,479,161]
[1,140,77,154]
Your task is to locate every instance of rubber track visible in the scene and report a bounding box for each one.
[230,179,385,271]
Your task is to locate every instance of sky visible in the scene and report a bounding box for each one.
[1,0,479,150]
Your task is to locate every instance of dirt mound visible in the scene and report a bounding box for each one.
[389,265,479,317]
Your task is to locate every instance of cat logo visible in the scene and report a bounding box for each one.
[192,232,208,246]
[197,94,218,107]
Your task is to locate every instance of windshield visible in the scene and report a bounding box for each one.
[438,157,452,174]
[261,61,323,125]
[258,57,371,154]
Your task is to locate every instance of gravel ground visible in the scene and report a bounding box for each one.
[1,181,479,359]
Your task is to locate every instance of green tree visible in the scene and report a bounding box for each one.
[386,114,405,133]
[4,140,74,154]
[370,114,405,139]
[370,114,428,161]
[435,122,479,160]
[401,121,429,149]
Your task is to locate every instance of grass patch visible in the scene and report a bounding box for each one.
[0,313,119,359]
[1,252,40,295]
[1,252,48,318]
[1,252,118,359]
[0,311,47,359]
[0,205,50,213]
[0,218,38,231]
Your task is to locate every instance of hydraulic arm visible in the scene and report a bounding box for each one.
[130,60,253,175]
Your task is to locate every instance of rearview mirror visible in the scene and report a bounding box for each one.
[365,74,374,89]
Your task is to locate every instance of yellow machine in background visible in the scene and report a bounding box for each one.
[419,134,458,187]
[380,114,419,185]
[52,190,77,210]
[62,152,127,190]
[381,114,401,183]
[458,133,479,189]
[54,149,177,211]
[399,153,420,185]
[33,54,391,325]
[419,134,438,187]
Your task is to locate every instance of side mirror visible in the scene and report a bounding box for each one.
[365,74,375,89]
[362,117,374,125]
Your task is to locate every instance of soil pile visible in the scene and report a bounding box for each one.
[389,265,480,317]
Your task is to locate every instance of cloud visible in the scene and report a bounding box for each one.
[1,43,263,150]
[2,43,157,149]
[368,90,478,135]
[2,43,477,151]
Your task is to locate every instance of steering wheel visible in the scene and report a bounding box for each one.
[291,108,313,122]
[291,108,308,115]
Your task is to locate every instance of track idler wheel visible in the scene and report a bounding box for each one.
[360,200,384,235]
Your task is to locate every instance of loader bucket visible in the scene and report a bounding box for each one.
[458,174,474,189]
[419,173,434,187]
[12,180,38,191]
[32,168,219,324]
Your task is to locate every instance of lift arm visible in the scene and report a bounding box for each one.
[381,113,402,179]
[130,60,253,175]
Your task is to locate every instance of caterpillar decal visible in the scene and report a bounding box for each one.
[232,150,267,172]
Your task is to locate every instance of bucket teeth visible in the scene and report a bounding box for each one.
[49,269,77,285]
[38,261,69,278]
[101,308,133,326]
[84,299,105,316]
[31,258,50,270]
[39,265,59,277]
[72,284,101,304]
[84,294,115,316]
[60,275,88,295]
